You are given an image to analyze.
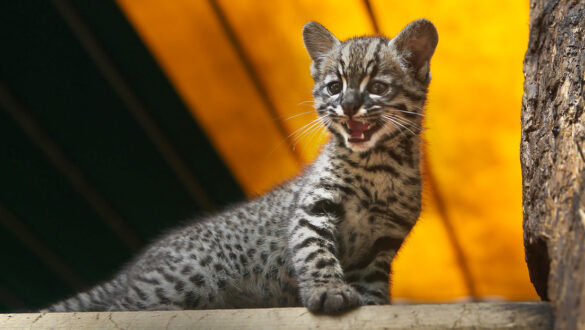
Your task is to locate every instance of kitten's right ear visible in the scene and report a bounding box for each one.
[303,22,340,62]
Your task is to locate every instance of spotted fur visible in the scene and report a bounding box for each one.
[44,19,438,314]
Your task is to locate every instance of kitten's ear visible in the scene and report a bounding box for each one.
[303,22,340,62]
[390,19,438,79]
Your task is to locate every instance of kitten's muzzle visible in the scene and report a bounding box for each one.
[342,119,382,143]
[341,90,362,117]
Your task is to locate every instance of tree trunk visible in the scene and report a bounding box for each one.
[521,0,585,328]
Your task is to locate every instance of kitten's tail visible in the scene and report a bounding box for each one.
[41,275,128,312]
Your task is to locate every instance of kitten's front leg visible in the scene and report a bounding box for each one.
[289,199,362,313]
[345,250,395,305]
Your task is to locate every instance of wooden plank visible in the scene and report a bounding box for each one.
[116,0,300,196]
[0,303,552,329]
[370,0,536,301]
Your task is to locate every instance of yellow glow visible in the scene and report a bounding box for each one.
[117,0,537,301]
[370,0,535,300]
[116,0,301,197]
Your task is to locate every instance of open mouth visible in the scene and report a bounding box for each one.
[342,119,382,143]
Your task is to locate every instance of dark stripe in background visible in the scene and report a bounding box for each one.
[0,0,244,312]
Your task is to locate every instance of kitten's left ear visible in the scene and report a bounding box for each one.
[303,22,340,63]
[390,19,438,81]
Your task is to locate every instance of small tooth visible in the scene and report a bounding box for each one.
[360,133,365,139]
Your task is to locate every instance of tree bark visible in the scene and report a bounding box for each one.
[521,0,585,329]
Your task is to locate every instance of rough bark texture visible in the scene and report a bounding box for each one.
[521,0,585,329]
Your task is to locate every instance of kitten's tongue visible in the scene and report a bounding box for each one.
[348,119,369,138]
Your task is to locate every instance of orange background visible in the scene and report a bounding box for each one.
[115,0,536,302]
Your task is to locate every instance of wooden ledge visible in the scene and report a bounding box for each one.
[0,302,552,329]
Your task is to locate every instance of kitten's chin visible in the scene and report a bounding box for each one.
[346,139,377,152]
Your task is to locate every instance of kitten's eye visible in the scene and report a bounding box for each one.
[368,81,389,95]
[327,81,342,95]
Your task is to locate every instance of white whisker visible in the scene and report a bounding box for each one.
[379,116,401,132]
[381,115,417,136]
[280,110,318,122]
[292,119,327,145]
[305,119,328,146]
[290,117,326,142]
[389,115,422,131]
[286,117,323,140]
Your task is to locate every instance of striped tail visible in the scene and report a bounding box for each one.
[42,275,127,312]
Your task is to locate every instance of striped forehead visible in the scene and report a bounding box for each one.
[338,38,383,81]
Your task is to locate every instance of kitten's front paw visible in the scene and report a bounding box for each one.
[302,284,362,313]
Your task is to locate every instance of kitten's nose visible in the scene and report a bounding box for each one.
[341,90,361,117]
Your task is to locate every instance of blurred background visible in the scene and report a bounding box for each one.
[0,0,536,312]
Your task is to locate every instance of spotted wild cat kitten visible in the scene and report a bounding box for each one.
[45,19,438,313]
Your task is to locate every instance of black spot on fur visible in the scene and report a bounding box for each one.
[297,218,336,242]
[253,264,263,274]
[181,265,193,275]
[247,248,256,258]
[162,272,178,283]
[304,250,322,262]
[189,274,205,287]
[174,280,185,292]
[364,165,399,176]
[155,288,171,305]
[293,237,322,252]
[199,256,213,267]
[185,291,200,308]
[315,258,336,269]
[239,254,248,266]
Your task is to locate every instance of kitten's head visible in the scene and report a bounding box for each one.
[303,19,438,152]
